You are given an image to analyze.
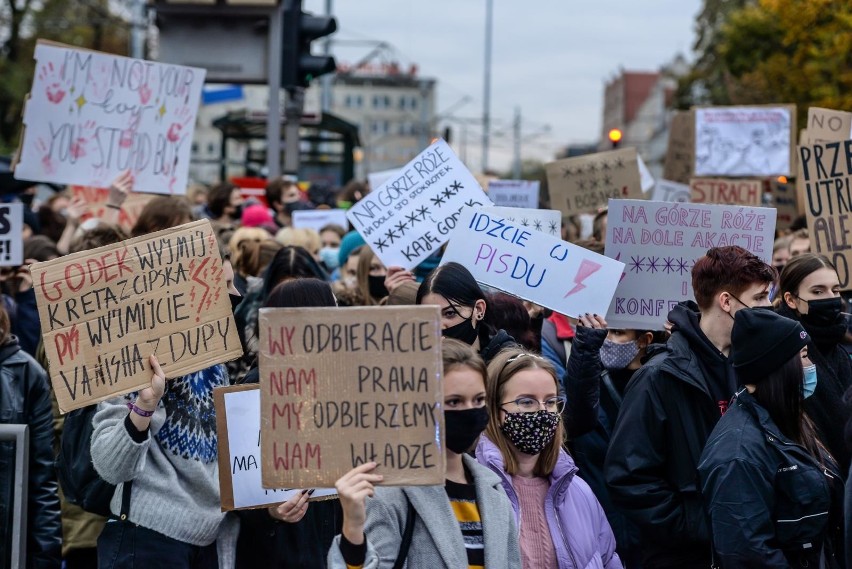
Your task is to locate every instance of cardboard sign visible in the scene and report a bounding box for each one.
[14,41,205,194]
[605,200,776,330]
[0,203,24,267]
[663,110,695,184]
[546,147,644,217]
[487,180,540,209]
[799,140,852,289]
[70,185,156,232]
[807,107,852,143]
[214,384,336,511]
[480,206,560,237]
[346,139,491,270]
[771,178,798,230]
[442,208,625,318]
[694,105,795,177]
[258,306,445,488]
[291,209,349,233]
[651,180,690,203]
[367,169,402,191]
[637,155,655,193]
[32,219,242,413]
[689,178,762,206]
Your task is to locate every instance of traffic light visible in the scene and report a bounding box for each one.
[282,0,337,91]
[608,128,623,149]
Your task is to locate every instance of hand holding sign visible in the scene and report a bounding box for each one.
[337,462,383,545]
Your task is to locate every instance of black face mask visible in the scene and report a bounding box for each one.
[444,407,489,454]
[442,315,479,345]
[284,201,312,214]
[368,275,388,300]
[800,296,844,327]
[232,204,243,220]
[229,293,243,312]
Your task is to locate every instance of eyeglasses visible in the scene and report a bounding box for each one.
[500,395,566,414]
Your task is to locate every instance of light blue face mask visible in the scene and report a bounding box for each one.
[319,247,340,270]
[802,364,818,399]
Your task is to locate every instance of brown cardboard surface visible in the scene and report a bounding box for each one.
[214,383,253,511]
[259,306,445,488]
[32,219,242,413]
[663,110,694,184]
[689,178,762,206]
[770,178,798,230]
[545,147,643,217]
[807,108,852,144]
[798,140,852,289]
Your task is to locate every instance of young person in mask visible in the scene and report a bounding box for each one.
[476,348,622,569]
[329,339,520,568]
[355,245,389,305]
[605,245,776,568]
[699,309,844,568]
[416,262,516,363]
[776,253,852,477]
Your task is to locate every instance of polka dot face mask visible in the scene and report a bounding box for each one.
[499,410,560,455]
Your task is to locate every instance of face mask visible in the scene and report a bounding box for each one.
[600,339,640,370]
[442,314,479,345]
[802,364,818,399]
[444,407,489,454]
[368,274,388,299]
[232,204,243,219]
[319,247,340,271]
[500,410,560,455]
[229,293,243,312]
[284,201,312,214]
[799,296,844,327]
[342,275,357,290]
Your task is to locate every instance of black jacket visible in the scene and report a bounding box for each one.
[698,389,844,568]
[0,337,61,569]
[478,327,516,364]
[605,303,734,568]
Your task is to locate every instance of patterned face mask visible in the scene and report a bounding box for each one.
[499,410,560,455]
[599,339,640,370]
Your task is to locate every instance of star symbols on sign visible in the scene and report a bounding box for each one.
[430,194,446,207]
[75,94,87,111]
[533,220,543,231]
[577,179,588,191]
[647,256,660,273]
[589,178,600,189]
[603,174,613,186]
[676,258,689,275]
[629,256,646,273]
[395,221,408,236]
[373,238,388,252]
[385,228,399,244]
[417,206,429,220]
[614,157,625,169]
[406,211,419,226]
[158,103,167,118]
[662,257,675,274]
[442,188,454,200]
[449,181,463,193]
[562,167,573,177]
[601,161,611,171]
[548,220,558,234]
[520,218,530,227]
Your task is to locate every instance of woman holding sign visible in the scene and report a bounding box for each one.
[476,347,622,569]
[330,339,520,568]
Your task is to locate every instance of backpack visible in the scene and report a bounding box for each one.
[56,405,115,517]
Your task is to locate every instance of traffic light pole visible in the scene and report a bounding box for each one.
[267,4,284,179]
[284,88,304,175]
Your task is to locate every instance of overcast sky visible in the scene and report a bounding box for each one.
[303,0,703,172]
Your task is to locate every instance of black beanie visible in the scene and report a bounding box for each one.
[731,308,809,382]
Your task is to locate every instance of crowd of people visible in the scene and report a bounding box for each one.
[2,172,852,569]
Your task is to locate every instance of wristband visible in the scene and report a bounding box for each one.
[127,401,155,417]
[105,204,121,210]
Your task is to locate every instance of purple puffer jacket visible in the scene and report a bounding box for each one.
[476,436,622,569]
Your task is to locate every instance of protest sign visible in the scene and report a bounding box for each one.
[291,209,349,233]
[14,41,205,194]
[31,219,242,413]
[70,185,155,232]
[481,206,560,237]
[798,140,852,288]
[770,178,798,230]
[807,107,852,143]
[487,180,540,209]
[651,180,690,203]
[605,200,776,330]
[664,110,695,184]
[259,306,444,488]
[214,384,336,511]
[689,178,762,206]
[694,105,796,177]
[442,208,624,317]
[637,155,655,193]
[0,203,24,266]
[545,148,644,217]
[368,168,402,191]
[346,139,491,270]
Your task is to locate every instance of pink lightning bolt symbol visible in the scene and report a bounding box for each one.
[564,259,602,297]
[615,252,626,283]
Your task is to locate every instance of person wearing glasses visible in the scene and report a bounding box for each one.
[476,347,622,569]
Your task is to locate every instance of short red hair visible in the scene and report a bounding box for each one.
[692,246,776,310]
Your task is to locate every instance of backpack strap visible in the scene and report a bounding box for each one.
[600,370,624,410]
[392,495,416,569]
[118,481,133,522]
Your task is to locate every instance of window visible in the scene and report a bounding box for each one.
[372,94,391,109]
[400,95,418,110]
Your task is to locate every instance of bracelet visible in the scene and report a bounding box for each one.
[127,401,155,417]
[105,204,122,210]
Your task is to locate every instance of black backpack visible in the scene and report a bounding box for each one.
[56,405,115,517]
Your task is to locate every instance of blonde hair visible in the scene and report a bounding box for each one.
[275,227,321,255]
[229,228,271,268]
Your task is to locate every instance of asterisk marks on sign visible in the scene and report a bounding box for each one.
[430,194,446,207]
[373,237,388,252]
[629,256,646,273]
[448,181,463,194]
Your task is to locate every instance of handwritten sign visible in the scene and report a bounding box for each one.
[689,178,762,206]
[771,178,798,230]
[807,107,852,143]
[480,206,560,237]
[14,41,205,194]
[442,208,624,318]
[214,384,336,511]
[487,180,540,209]
[663,110,695,184]
[0,204,24,267]
[368,168,402,191]
[346,139,491,270]
[605,200,776,330]
[694,105,795,177]
[651,180,690,203]
[798,140,852,289]
[32,219,242,413]
[546,147,644,217]
[291,209,349,233]
[259,306,444,488]
[637,155,655,193]
[70,185,156,231]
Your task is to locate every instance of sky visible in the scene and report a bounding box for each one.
[303,0,704,172]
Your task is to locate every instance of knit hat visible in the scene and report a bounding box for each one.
[241,204,275,228]
[338,230,366,267]
[731,308,809,381]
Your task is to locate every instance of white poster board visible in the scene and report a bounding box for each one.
[291,209,349,232]
[694,106,794,177]
[605,199,776,330]
[637,155,655,193]
[651,180,690,203]
[368,169,402,191]
[0,203,24,266]
[481,206,560,237]
[346,139,492,270]
[15,41,205,194]
[487,180,540,209]
[442,208,624,317]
